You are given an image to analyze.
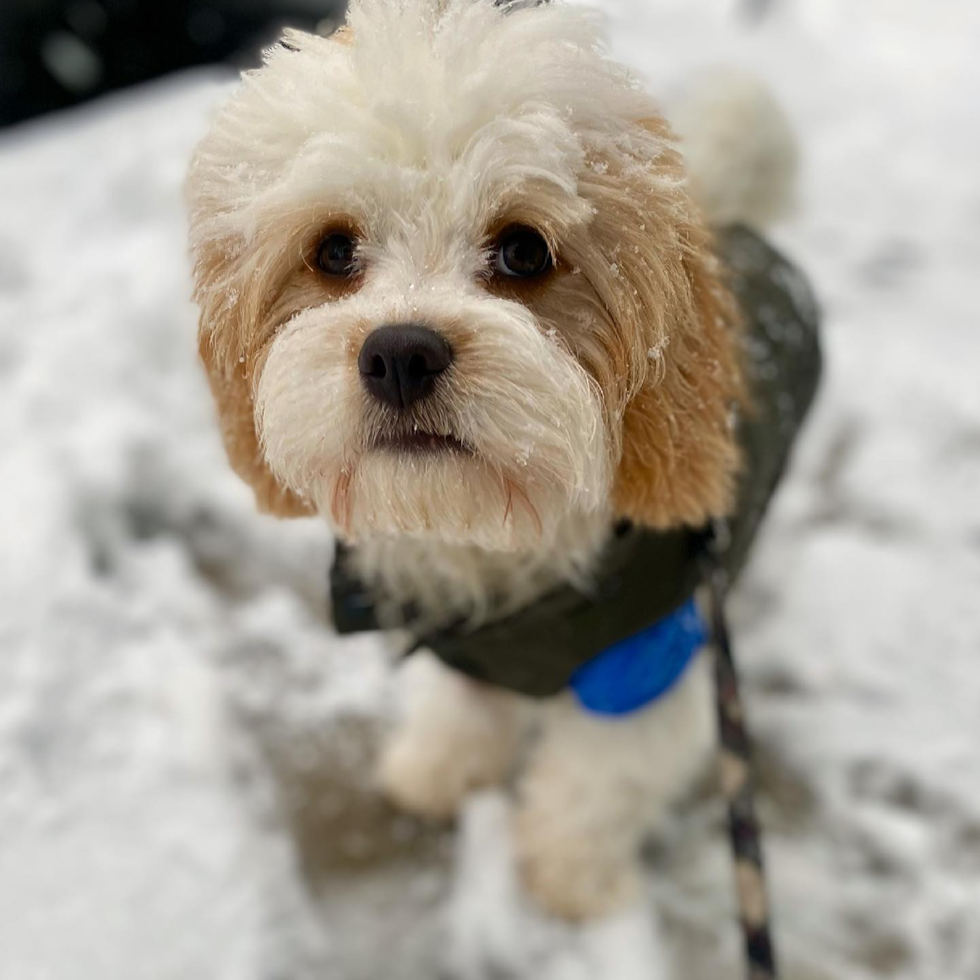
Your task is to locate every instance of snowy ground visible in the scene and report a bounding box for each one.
[2,1,979,978]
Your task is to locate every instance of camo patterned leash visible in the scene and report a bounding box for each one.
[703,556,779,980]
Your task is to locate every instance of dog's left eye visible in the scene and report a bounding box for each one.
[316,233,356,277]
[494,226,553,278]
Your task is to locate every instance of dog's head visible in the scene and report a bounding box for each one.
[187,0,742,551]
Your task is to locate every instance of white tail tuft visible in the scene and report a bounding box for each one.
[670,69,799,229]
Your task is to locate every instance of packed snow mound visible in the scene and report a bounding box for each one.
[2,1,980,978]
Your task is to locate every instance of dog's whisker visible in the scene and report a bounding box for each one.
[502,476,516,528]
[330,465,356,530]
[507,478,543,538]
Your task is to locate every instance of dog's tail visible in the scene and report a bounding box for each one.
[670,69,798,230]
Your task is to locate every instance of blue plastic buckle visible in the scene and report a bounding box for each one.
[570,596,708,716]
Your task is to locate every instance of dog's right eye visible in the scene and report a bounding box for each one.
[316,233,356,277]
[494,225,553,279]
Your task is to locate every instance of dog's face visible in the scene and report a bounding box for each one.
[188,0,742,551]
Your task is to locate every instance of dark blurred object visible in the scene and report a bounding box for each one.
[741,0,777,24]
[0,0,347,128]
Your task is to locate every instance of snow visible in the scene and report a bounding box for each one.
[2,1,979,978]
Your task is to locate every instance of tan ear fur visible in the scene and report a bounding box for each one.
[198,334,313,518]
[193,238,314,519]
[612,233,744,528]
[590,117,744,529]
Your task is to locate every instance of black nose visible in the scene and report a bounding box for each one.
[358,324,453,410]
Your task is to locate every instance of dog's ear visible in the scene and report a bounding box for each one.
[193,238,314,519]
[582,117,744,530]
[611,233,743,529]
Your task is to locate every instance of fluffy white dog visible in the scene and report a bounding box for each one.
[187,0,796,921]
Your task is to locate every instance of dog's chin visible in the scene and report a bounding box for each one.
[318,445,562,552]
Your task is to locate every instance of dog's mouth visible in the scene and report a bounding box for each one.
[370,430,473,456]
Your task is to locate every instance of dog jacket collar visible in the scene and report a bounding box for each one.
[330,225,822,706]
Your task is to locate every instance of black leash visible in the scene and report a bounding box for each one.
[703,554,779,980]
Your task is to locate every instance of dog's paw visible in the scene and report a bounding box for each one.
[376,736,467,820]
[513,805,642,921]
[376,728,503,821]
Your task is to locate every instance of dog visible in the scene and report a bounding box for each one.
[187,0,806,923]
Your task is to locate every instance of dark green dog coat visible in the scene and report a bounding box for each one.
[331,225,822,706]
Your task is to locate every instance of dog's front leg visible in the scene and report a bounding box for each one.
[378,652,531,820]
[514,653,715,921]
